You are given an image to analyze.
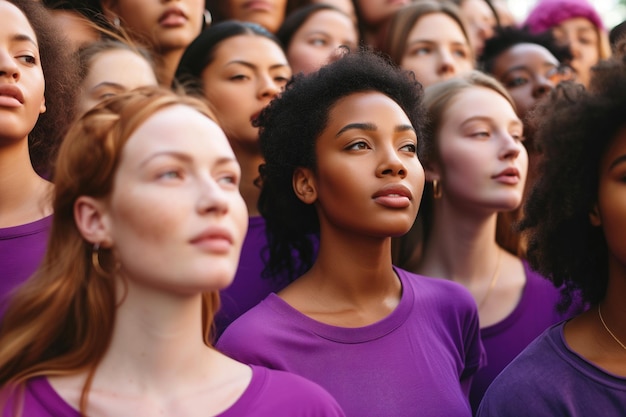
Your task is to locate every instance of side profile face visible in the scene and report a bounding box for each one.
[286,9,358,75]
[0,1,46,144]
[224,0,288,33]
[106,0,204,52]
[591,127,626,270]
[77,49,158,115]
[201,34,291,146]
[401,12,473,88]
[459,0,496,56]
[552,17,600,87]
[490,43,573,121]
[304,91,424,238]
[433,86,528,215]
[355,0,412,27]
[96,105,248,295]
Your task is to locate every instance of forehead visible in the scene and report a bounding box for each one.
[443,86,518,123]
[87,49,156,82]
[409,13,467,41]
[326,91,410,125]
[0,1,38,41]
[493,43,559,72]
[210,34,286,64]
[298,9,355,33]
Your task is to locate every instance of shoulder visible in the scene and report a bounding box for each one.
[225,366,345,417]
[1,377,80,417]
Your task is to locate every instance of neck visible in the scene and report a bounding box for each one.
[157,49,184,88]
[94,284,216,395]
[0,139,52,227]
[231,143,264,217]
[418,200,500,285]
[310,226,399,302]
[599,255,626,351]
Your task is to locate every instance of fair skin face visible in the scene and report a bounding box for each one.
[225,0,287,33]
[201,34,290,216]
[491,43,568,121]
[104,0,204,85]
[418,86,528,327]
[459,0,496,56]
[282,91,424,327]
[286,9,358,75]
[52,105,253,416]
[77,49,158,115]
[552,17,600,88]
[0,1,49,227]
[401,13,473,88]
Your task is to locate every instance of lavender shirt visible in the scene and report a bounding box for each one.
[0,216,51,314]
[477,322,626,416]
[469,261,576,412]
[3,366,346,417]
[218,268,485,417]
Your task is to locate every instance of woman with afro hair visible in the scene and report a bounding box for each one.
[217,49,484,417]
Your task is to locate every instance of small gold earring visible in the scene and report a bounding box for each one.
[91,243,108,276]
[432,179,442,199]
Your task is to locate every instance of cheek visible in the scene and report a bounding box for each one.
[598,187,626,263]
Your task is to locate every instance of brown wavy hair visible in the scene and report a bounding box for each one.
[0,87,220,416]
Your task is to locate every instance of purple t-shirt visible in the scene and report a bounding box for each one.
[3,365,346,417]
[217,267,485,417]
[0,216,51,313]
[477,321,626,416]
[215,216,289,337]
[469,261,576,412]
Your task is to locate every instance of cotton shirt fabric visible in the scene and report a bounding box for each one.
[469,261,577,412]
[2,365,346,417]
[477,321,626,416]
[218,267,485,417]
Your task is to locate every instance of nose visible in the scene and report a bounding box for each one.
[499,133,522,161]
[257,74,281,101]
[377,145,407,178]
[0,50,20,81]
[196,177,229,215]
[327,44,350,65]
[437,49,456,76]
[532,76,554,99]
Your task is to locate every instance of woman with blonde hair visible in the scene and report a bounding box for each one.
[0,87,345,416]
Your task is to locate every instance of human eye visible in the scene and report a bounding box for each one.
[511,132,525,142]
[345,141,370,151]
[453,47,468,59]
[504,75,528,88]
[16,54,36,65]
[308,36,328,47]
[409,45,431,56]
[400,142,417,153]
[157,168,185,181]
[470,130,490,139]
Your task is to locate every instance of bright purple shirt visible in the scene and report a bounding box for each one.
[469,261,577,412]
[217,267,485,417]
[2,365,346,417]
[477,321,626,416]
[0,216,51,314]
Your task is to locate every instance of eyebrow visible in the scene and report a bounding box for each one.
[335,123,415,137]
[609,154,626,170]
[11,33,37,47]
[461,116,523,129]
[226,60,290,71]
[139,151,236,168]
[502,62,557,77]
[90,82,125,92]
[406,39,467,47]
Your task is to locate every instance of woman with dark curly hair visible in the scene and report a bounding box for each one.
[477,58,626,416]
[0,0,77,312]
[217,49,484,417]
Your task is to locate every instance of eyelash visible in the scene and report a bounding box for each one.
[17,55,36,65]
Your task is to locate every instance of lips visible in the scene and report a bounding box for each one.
[373,184,413,208]
[243,1,273,12]
[492,167,521,184]
[0,84,24,107]
[159,7,188,26]
[190,227,235,253]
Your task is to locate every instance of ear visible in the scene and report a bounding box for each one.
[422,159,442,183]
[589,203,602,227]
[39,95,46,115]
[74,196,113,247]
[293,167,317,205]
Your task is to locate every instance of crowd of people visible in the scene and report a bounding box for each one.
[1,0,625,415]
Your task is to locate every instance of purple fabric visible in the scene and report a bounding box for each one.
[215,216,290,336]
[0,216,51,314]
[477,322,626,416]
[523,0,604,33]
[469,261,576,413]
[3,365,346,417]
[217,267,485,417]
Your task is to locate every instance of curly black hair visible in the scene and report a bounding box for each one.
[479,26,572,73]
[9,0,79,177]
[256,48,425,281]
[520,57,626,308]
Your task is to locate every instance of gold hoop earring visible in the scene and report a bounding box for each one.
[432,179,442,199]
[91,243,108,276]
